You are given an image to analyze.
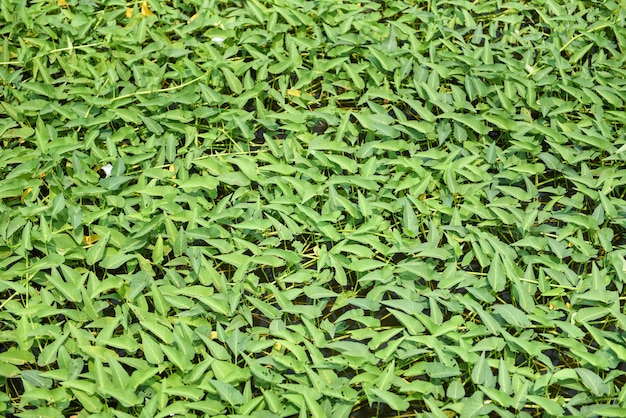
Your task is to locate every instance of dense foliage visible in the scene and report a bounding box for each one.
[1,0,626,416]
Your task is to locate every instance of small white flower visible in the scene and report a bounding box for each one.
[102,163,113,178]
[211,37,225,46]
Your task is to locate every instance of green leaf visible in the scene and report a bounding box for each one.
[22,82,56,98]
[86,232,110,266]
[446,379,465,400]
[576,368,609,396]
[0,349,35,365]
[24,370,55,389]
[210,380,245,406]
[140,320,174,345]
[375,360,396,391]
[352,111,399,139]
[591,407,626,417]
[98,386,142,408]
[368,388,409,411]
[526,395,564,416]
[263,389,282,414]
[72,389,103,413]
[387,308,425,335]
[107,356,129,390]
[176,175,219,192]
[0,363,20,378]
[161,344,193,372]
[487,255,505,293]
[492,304,532,328]
[367,46,398,71]
[471,353,493,386]
[173,227,187,257]
[440,113,489,134]
[304,285,338,299]
[46,267,82,303]
[480,385,512,407]
[484,113,518,131]
[344,63,365,90]
[303,391,327,418]
[127,367,159,391]
[244,355,283,385]
[187,400,225,415]
[424,362,461,379]
[37,332,69,366]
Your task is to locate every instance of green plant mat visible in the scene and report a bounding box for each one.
[1,0,626,417]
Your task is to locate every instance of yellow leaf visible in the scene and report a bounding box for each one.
[189,13,198,22]
[126,7,133,18]
[58,0,69,8]
[141,0,152,17]
[83,234,101,246]
[287,89,301,98]
[168,164,176,179]
[21,188,32,204]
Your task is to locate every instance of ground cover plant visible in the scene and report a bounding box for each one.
[1,0,626,416]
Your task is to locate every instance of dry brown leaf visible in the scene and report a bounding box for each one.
[141,0,152,17]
